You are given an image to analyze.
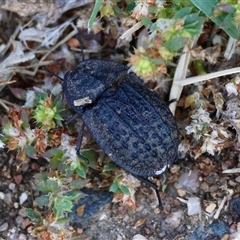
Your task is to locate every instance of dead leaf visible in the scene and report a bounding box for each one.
[184,94,195,108]
[76,204,85,217]
[134,216,148,228]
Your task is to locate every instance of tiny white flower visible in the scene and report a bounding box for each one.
[225,82,238,96]
[25,128,36,144]
[51,83,62,95]
[42,78,62,95]
[178,139,190,158]
[18,136,27,149]
[24,90,36,108]
[201,137,216,156]
[0,139,5,148]
[7,126,19,137]
[61,134,78,161]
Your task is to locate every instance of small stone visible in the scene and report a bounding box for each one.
[16,216,24,225]
[21,218,31,229]
[19,233,27,240]
[0,222,8,232]
[99,213,107,221]
[205,202,216,213]
[174,169,200,192]
[14,202,19,209]
[132,234,147,240]
[18,208,27,217]
[9,183,16,191]
[13,174,23,185]
[228,179,237,187]
[177,189,186,197]
[200,181,210,192]
[0,192,5,200]
[235,176,240,183]
[9,227,17,233]
[187,197,202,216]
[165,210,184,228]
[19,192,28,205]
[117,235,122,240]
[4,193,12,204]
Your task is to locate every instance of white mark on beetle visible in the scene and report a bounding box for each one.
[74,97,92,106]
[155,165,167,175]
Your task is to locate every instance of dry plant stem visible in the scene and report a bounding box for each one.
[169,36,199,115]
[213,189,233,219]
[176,67,240,87]
[0,25,20,57]
[0,99,19,108]
[6,61,53,76]
[18,19,78,77]
[0,15,78,83]
[213,196,227,219]
[0,101,9,111]
[223,168,240,174]
[40,22,78,61]
[0,80,16,86]
[169,35,238,115]
[70,47,100,54]
[176,197,188,204]
[224,37,236,60]
[170,66,240,114]
[0,99,15,111]
[119,22,143,40]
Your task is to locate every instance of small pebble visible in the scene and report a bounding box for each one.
[177,189,186,197]
[132,234,147,240]
[18,208,27,217]
[4,193,12,204]
[165,210,184,228]
[14,202,19,209]
[187,197,202,216]
[9,227,17,233]
[19,233,27,240]
[99,213,107,221]
[174,169,200,192]
[0,191,5,200]
[9,183,16,191]
[235,176,240,183]
[0,222,8,232]
[16,216,24,225]
[19,192,28,205]
[205,202,216,213]
[117,235,122,240]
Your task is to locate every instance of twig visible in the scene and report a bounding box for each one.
[120,22,143,40]
[0,25,21,57]
[169,35,199,115]
[223,168,240,174]
[0,80,16,86]
[0,99,9,111]
[213,189,233,219]
[176,67,240,87]
[41,22,78,61]
[213,196,227,219]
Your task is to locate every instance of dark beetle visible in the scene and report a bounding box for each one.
[50,56,179,208]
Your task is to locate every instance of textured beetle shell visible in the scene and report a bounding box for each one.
[63,59,179,177]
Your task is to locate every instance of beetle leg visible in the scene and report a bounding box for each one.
[168,98,177,105]
[132,174,163,209]
[65,113,81,125]
[75,120,89,164]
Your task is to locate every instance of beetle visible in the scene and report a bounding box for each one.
[47,45,179,208]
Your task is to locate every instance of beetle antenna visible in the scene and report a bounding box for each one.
[42,66,64,81]
[75,34,85,61]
